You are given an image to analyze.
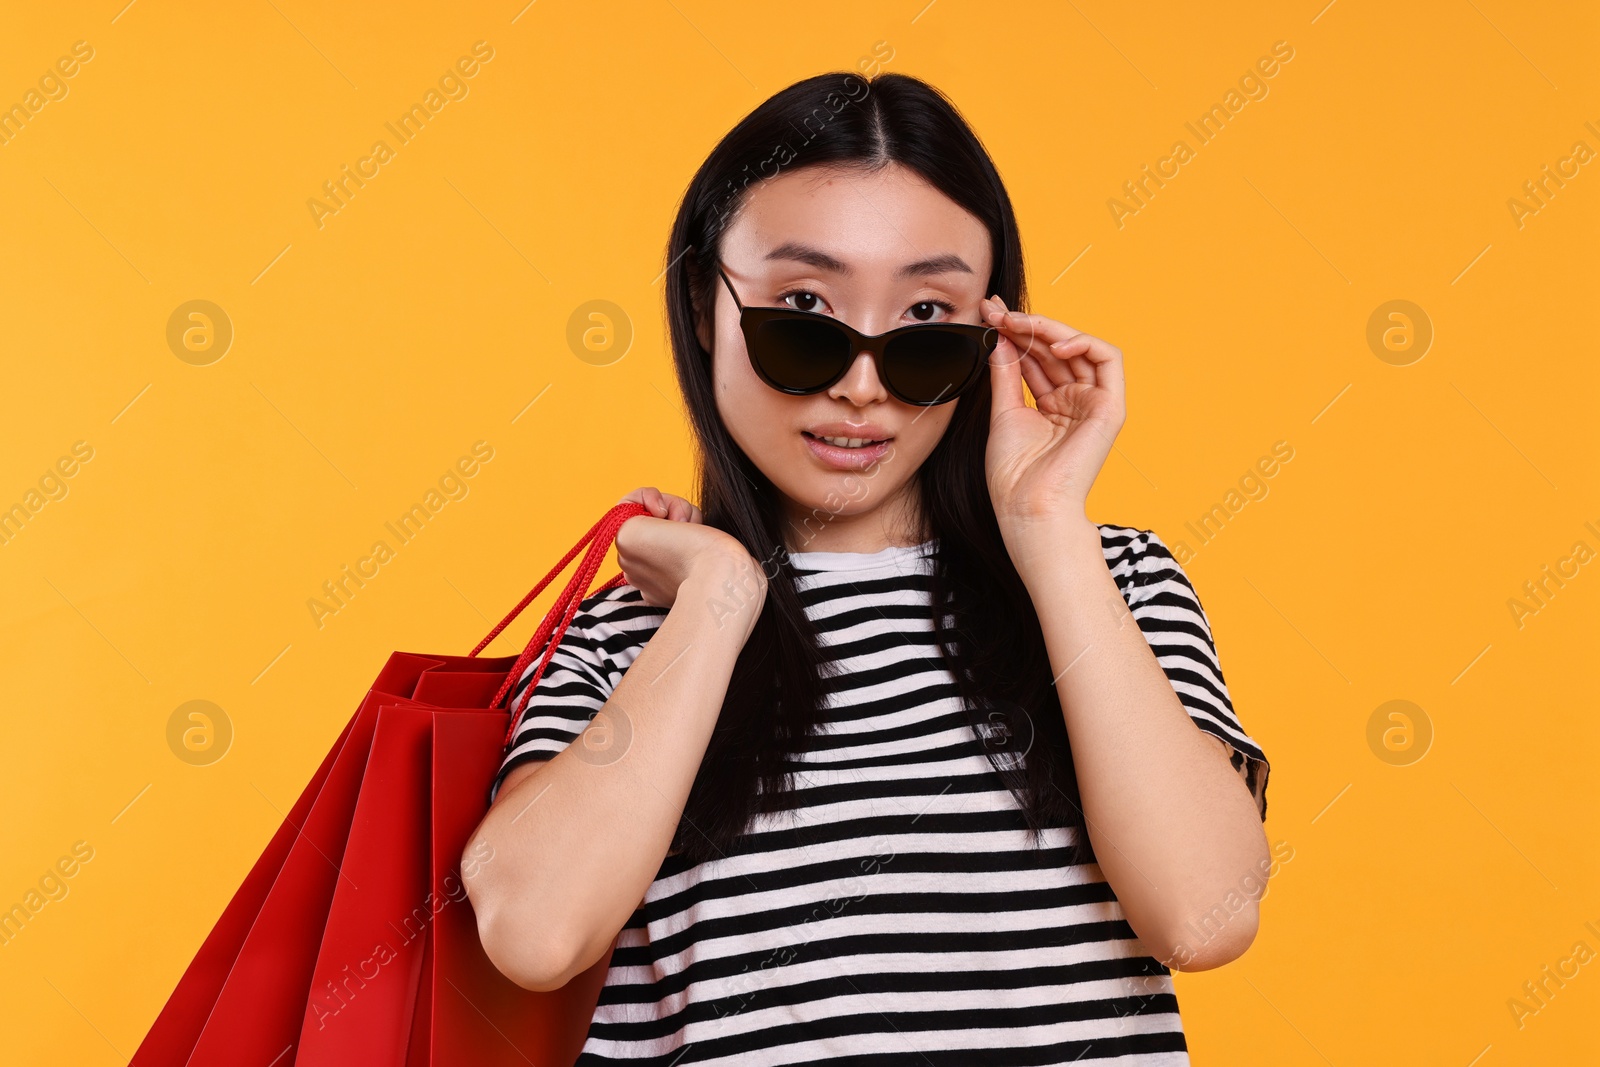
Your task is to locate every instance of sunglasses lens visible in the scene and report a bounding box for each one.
[751,317,853,391]
[884,329,992,404]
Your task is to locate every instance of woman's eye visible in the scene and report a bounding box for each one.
[780,290,827,314]
[909,299,957,323]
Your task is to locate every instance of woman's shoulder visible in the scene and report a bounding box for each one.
[566,580,669,645]
[1092,521,1171,562]
[1092,522,1192,603]
[1094,521,1151,554]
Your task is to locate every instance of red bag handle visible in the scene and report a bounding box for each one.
[469,501,649,746]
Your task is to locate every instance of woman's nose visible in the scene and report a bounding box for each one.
[826,348,888,405]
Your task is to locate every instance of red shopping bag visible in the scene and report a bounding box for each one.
[132,501,649,1066]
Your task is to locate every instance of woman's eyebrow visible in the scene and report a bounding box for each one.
[764,242,974,278]
[897,253,974,278]
[765,242,850,273]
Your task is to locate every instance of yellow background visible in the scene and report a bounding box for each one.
[2,1,1595,1063]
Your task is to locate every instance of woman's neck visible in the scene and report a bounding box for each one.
[780,489,931,555]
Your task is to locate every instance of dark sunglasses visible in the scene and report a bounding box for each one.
[717,267,999,407]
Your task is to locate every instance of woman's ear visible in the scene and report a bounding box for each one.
[691,283,715,354]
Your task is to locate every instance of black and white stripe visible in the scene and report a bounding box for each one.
[492,525,1270,1065]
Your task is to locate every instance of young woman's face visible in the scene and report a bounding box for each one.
[703,161,994,549]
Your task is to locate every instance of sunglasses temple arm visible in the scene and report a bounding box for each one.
[717,267,744,311]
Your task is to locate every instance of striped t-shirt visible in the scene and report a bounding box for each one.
[491,525,1270,1065]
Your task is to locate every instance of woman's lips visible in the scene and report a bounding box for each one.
[801,431,894,470]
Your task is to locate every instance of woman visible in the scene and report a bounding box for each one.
[465,70,1271,1064]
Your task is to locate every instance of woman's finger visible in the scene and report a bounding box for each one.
[990,299,1085,347]
[1017,351,1058,407]
[987,326,1028,421]
[997,308,1124,400]
[619,486,703,523]
[986,297,1077,339]
[992,306,1127,415]
[622,486,667,518]
[1049,334,1125,399]
[988,303,1080,390]
[1042,335,1099,387]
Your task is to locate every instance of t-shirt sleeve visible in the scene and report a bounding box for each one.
[488,586,649,806]
[1107,527,1270,821]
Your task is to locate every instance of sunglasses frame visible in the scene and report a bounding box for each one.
[716,266,998,407]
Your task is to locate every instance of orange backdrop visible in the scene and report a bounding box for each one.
[1,1,1595,1063]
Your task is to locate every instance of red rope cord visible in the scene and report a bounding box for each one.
[465,501,649,747]
[470,506,621,657]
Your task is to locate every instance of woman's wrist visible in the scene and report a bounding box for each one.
[1002,513,1104,592]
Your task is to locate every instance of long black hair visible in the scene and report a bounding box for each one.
[662,70,1092,866]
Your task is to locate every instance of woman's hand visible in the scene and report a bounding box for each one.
[614,487,765,613]
[979,295,1126,536]
[622,486,702,525]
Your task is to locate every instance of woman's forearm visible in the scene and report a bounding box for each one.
[1010,518,1269,969]
[463,556,763,990]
